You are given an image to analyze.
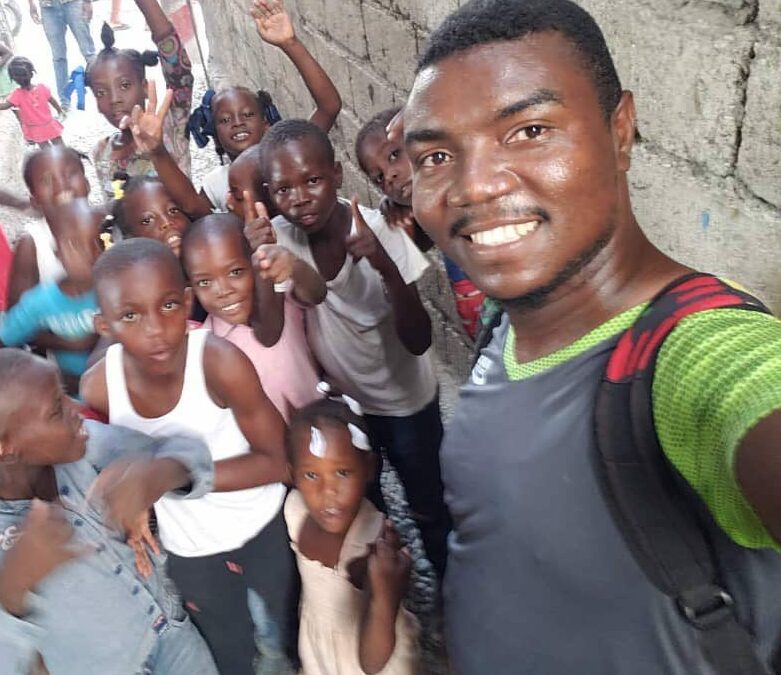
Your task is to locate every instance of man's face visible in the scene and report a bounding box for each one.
[405,33,634,304]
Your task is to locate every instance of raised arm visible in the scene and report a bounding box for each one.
[204,335,288,490]
[250,0,342,131]
[133,0,174,42]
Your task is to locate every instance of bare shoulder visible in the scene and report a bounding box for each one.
[80,358,109,414]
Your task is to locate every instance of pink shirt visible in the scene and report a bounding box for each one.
[8,84,63,143]
[203,300,320,421]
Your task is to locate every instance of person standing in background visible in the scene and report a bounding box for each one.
[28,0,96,112]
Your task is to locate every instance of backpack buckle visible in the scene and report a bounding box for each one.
[677,585,735,630]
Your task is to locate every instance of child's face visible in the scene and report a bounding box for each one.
[265,139,342,235]
[291,423,371,536]
[357,129,413,207]
[89,56,145,129]
[1,358,88,466]
[123,182,190,257]
[53,202,104,284]
[213,90,269,159]
[183,230,255,325]
[95,261,192,376]
[28,149,90,213]
[227,154,262,212]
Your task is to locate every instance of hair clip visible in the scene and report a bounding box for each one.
[111,179,126,201]
[264,102,282,126]
[315,381,364,416]
[347,423,371,452]
[99,232,114,250]
[309,426,326,458]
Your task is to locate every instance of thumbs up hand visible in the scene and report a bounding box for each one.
[242,192,277,250]
[345,198,392,274]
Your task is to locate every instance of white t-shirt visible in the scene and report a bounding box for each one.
[272,202,437,417]
[201,163,230,212]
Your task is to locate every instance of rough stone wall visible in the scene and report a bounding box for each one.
[199,0,781,373]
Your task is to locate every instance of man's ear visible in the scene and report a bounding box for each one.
[334,161,343,190]
[93,311,110,337]
[612,90,636,173]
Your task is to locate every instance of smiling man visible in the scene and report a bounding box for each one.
[403,0,781,672]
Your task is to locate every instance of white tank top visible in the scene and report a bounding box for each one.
[105,328,286,557]
[26,220,65,283]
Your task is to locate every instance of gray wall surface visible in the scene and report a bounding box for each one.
[199,0,781,370]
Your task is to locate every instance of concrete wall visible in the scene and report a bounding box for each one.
[199,0,781,371]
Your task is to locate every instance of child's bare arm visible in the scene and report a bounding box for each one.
[203,336,288,490]
[6,236,38,308]
[358,521,411,674]
[0,189,32,212]
[0,100,13,111]
[80,359,110,416]
[346,200,432,355]
[133,0,174,42]
[0,42,12,68]
[250,0,342,131]
[48,97,63,116]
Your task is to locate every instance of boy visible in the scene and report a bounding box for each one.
[254,119,450,578]
[80,238,298,675]
[0,348,218,674]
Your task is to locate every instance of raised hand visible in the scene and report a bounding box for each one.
[119,80,173,156]
[385,107,404,145]
[345,197,390,273]
[242,192,277,249]
[0,500,88,616]
[250,0,296,47]
[379,197,415,238]
[252,244,296,284]
[367,520,411,610]
[28,1,41,25]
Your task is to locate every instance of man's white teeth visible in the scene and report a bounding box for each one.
[167,235,180,244]
[232,132,250,141]
[471,222,537,246]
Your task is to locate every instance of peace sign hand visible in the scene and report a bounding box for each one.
[119,80,173,156]
[250,0,296,47]
[345,198,391,273]
[242,193,277,250]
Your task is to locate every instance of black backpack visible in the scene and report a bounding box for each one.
[595,272,776,674]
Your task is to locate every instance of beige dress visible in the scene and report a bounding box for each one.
[284,491,420,675]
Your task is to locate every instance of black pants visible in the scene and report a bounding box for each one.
[166,508,299,675]
[365,395,451,579]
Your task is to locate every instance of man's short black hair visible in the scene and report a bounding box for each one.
[92,238,185,301]
[418,0,622,119]
[258,119,335,172]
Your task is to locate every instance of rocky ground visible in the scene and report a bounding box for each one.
[0,4,458,672]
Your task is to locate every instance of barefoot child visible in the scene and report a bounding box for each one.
[256,119,450,578]
[87,0,193,198]
[125,0,341,217]
[0,348,218,674]
[285,391,419,674]
[81,239,299,675]
[0,199,102,395]
[0,57,64,147]
[181,211,321,420]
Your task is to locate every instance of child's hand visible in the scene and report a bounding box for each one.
[346,198,391,273]
[242,193,277,249]
[119,81,172,156]
[0,500,88,616]
[87,457,159,535]
[127,512,160,578]
[252,244,296,284]
[367,520,411,611]
[250,0,296,47]
[379,197,415,239]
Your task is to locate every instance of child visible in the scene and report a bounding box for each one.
[355,107,486,340]
[80,239,299,675]
[0,57,64,147]
[6,145,91,308]
[0,199,102,395]
[0,348,219,675]
[87,0,193,198]
[285,391,419,674]
[181,212,321,420]
[256,119,450,579]
[125,0,341,218]
[0,39,13,98]
[112,175,191,258]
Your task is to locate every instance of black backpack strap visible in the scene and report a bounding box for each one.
[595,272,773,675]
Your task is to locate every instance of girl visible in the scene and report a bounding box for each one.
[86,0,193,199]
[124,0,341,218]
[285,390,420,675]
[181,212,322,421]
[0,57,64,147]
